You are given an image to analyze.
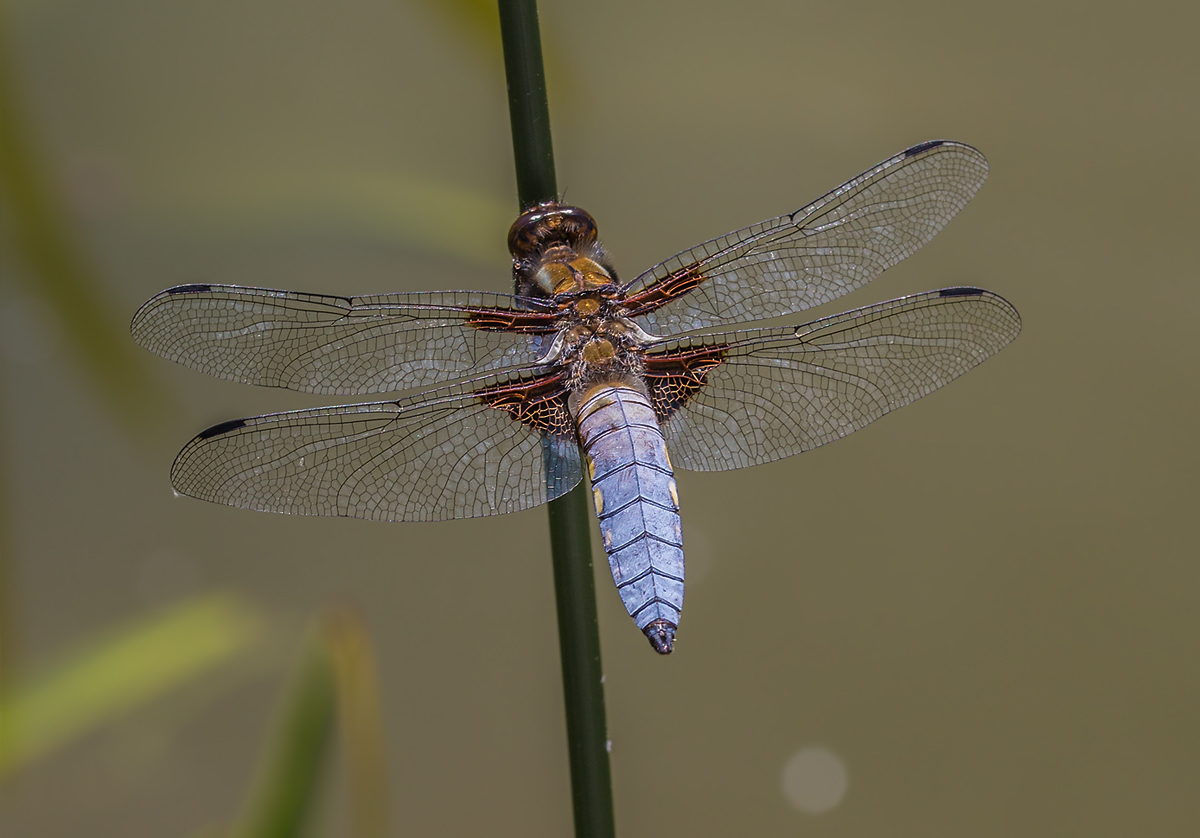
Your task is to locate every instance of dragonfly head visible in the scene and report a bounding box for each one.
[509,202,618,297]
[508,201,598,258]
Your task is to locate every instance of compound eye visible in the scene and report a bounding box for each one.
[534,262,575,295]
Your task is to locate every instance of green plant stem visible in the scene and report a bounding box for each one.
[498,0,557,204]
[546,481,614,837]
[497,3,616,838]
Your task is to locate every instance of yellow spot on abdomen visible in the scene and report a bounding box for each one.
[592,486,604,516]
[668,479,679,508]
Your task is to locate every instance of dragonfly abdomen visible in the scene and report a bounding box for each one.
[572,381,685,654]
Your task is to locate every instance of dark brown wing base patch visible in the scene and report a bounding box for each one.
[465,308,560,333]
[622,264,707,317]
[644,345,726,419]
[477,372,575,437]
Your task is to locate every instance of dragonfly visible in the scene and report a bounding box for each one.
[132,140,1020,654]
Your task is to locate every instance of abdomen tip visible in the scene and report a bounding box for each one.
[644,620,677,654]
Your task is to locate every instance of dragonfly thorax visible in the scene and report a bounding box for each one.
[542,320,647,391]
[533,295,659,381]
[533,251,616,296]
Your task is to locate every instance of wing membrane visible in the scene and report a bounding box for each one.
[171,371,582,522]
[624,141,989,334]
[652,288,1020,471]
[131,285,559,395]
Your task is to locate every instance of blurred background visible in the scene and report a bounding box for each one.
[2,0,1197,836]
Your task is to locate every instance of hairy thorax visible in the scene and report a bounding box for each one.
[507,202,659,394]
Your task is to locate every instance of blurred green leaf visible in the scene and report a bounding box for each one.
[414,0,506,69]
[0,4,176,744]
[231,624,337,838]
[0,5,169,431]
[0,592,263,776]
[229,609,388,838]
[0,402,12,704]
[152,170,514,269]
[325,610,389,838]
[414,0,577,107]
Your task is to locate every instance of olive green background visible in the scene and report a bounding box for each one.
[2,0,1197,836]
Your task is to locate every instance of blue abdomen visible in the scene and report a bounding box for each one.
[573,382,684,653]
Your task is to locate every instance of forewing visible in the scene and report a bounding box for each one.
[171,371,582,522]
[131,284,561,395]
[624,141,989,333]
[649,288,1020,471]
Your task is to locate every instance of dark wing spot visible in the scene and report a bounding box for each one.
[196,418,248,440]
[905,140,946,158]
[477,372,574,437]
[167,284,213,295]
[644,345,727,419]
[939,287,985,298]
[465,308,561,334]
[621,264,708,317]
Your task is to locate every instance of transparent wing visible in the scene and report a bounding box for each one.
[652,288,1020,471]
[131,284,560,395]
[624,141,989,334]
[171,370,582,522]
